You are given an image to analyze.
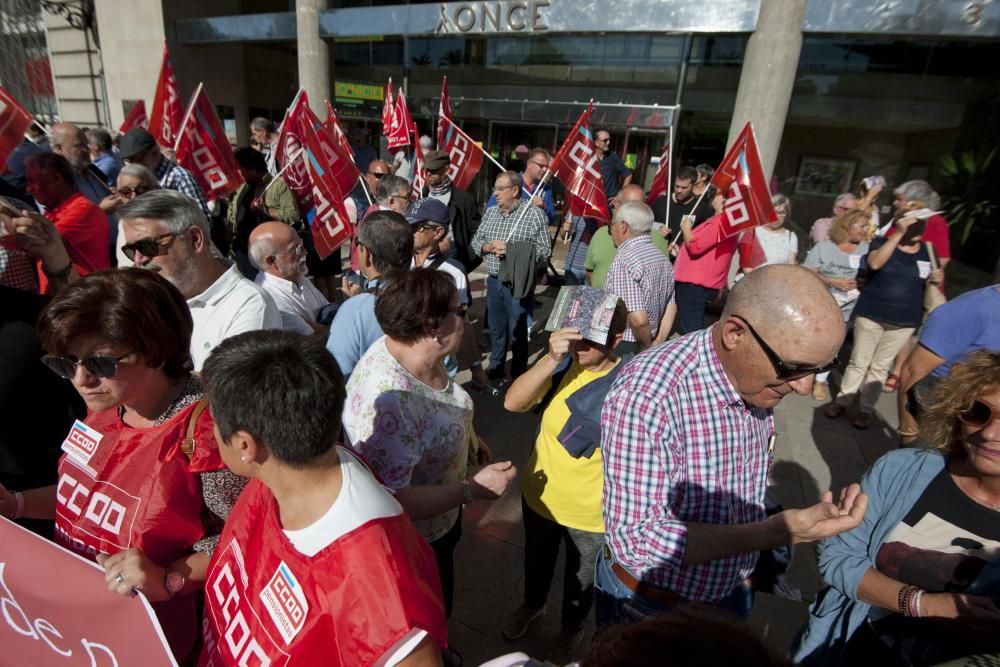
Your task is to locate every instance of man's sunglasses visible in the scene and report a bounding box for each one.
[735,316,838,380]
[959,399,998,428]
[121,232,180,261]
[116,186,149,198]
[42,352,130,380]
[367,171,388,179]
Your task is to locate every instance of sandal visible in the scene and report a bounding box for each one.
[853,412,872,430]
[824,403,847,419]
[883,373,900,393]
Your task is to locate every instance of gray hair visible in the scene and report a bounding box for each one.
[771,192,791,214]
[614,201,654,235]
[418,135,433,149]
[498,170,522,191]
[695,163,715,182]
[375,175,410,205]
[248,233,279,270]
[118,163,159,191]
[250,117,273,133]
[117,189,211,236]
[86,127,113,152]
[895,180,941,210]
[833,192,857,208]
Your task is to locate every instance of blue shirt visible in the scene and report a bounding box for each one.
[854,238,930,328]
[485,174,555,224]
[92,152,121,187]
[599,152,631,199]
[920,285,1000,378]
[325,292,383,379]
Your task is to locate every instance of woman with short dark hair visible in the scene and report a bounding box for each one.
[344,268,517,626]
[0,268,247,662]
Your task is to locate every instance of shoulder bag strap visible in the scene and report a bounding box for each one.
[180,398,210,460]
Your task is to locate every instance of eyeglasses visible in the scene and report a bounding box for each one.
[449,304,469,317]
[116,186,148,198]
[528,161,549,170]
[734,316,838,380]
[120,232,180,261]
[493,185,516,193]
[595,138,610,144]
[41,352,131,380]
[367,171,388,179]
[959,399,998,428]
[276,242,305,257]
[390,193,411,203]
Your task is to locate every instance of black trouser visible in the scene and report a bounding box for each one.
[429,509,463,618]
[522,499,604,630]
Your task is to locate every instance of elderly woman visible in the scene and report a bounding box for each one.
[795,351,1000,666]
[344,268,517,621]
[825,213,942,429]
[804,209,871,401]
[738,193,798,275]
[0,268,246,661]
[98,163,160,267]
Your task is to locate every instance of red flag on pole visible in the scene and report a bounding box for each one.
[412,134,427,197]
[324,100,356,164]
[437,115,484,192]
[549,102,609,223]
[436,76,452,149]
[301,103,361,197]
[301,121,353,259]
[119,100,149,134]
[709,122,777,239]
[148,44,183,147]
[174,83,244,198]
[387,90,414,151]
[0,86,33,167]
[646,138,672,206]
[275,89,314,211]
[381,78,394,139]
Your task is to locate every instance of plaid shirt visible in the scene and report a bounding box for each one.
[601,327,775,601]
[154,156,211,217]
[471,199,551,276]
[603,234,675,342]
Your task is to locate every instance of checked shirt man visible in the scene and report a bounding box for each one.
[597,265,869,629]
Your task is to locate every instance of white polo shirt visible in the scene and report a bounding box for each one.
[411,254,470,305]
[254,270,330,336]
[188,262,282,370]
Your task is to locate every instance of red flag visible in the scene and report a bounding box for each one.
[301,121,353,259]
[387,90,414,151]
[275,89,314,211]
[646,140,671,206]
[300,102,360,197]
[549,103,609,222]
[324,100,355,163]
[381,78,394,139]
[436,76,452,149]
[710,122,777,239]
[437,115,484,192]
[0,86,33,167]
[119,100,149,134]
[148,44,183,147]
[174,83,244,198]
[411,135,427,197]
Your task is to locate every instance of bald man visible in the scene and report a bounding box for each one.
[249,222,329,335]
[597,265,867,629]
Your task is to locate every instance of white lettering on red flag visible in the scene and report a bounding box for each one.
[276,90,314,212]
[148,44,182,148]
[436,76,452,149]
[710,122,777,239]
[174,84,244,198]
[0,86,33,168]
[381,78,394,140]
[119,100,149,134]
[549,104,609,223]
[438,116,484,192]
[302,120,353,260]
[387,91,414,151]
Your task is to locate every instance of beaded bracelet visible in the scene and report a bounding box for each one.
[898,584,919,616]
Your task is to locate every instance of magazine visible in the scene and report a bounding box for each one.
[544,285,620,345]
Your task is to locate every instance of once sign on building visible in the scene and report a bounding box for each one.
[435,1,551,35]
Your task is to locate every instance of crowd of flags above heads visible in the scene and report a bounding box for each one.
[1,47,776,259]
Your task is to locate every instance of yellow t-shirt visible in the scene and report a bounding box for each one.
[521,360,618,533]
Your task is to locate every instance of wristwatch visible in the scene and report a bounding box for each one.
[461,480,475,506]
[164,569,186,598]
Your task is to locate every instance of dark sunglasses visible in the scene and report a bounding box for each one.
[367,171,387,179]
[121,232,179,261]
[735,316,838,380]
[41,352,130,380]
[959,399,997,428]
[116,186,148,197]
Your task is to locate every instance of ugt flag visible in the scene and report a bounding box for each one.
[387,90,414,151]
[412,133,427,196]
[549,103,609,223]
[381,78,394,140]
[275,89,314,211]
[301,120,353,259]
[119,100,149,134]
[437,115,484,192]
[148,44,182,147]
[646,139,671,206]
[710,121,777,239]
[174,83,244,198]
[436,76,452,149]
[324,100,355,162]
[0,86,33,167]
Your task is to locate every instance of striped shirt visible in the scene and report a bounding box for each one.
[601,326,775,601]
[154,156,211,217]
[471,199,551,276]
[603,234,675,342]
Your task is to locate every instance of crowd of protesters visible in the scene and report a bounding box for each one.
[1,114,999,667]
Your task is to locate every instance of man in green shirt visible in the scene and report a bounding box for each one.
[584,184,669,288]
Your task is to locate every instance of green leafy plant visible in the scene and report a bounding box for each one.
[938,148,998,246]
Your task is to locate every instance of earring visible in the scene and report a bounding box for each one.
[434,335,443,344]
[240,455,247,462]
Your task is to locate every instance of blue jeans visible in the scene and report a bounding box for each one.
[675,281,718,334]
[594,549,753,633]
[485,275,531,376]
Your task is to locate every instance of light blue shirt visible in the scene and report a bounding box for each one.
[326,293,383,379]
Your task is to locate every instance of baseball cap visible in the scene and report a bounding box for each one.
[405,198,450,230]
[423,149,450,171]
[119,128,157,159]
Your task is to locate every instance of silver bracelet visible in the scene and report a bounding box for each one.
[12,491,24,519]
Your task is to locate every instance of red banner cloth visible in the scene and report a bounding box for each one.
[436,76,452,149]
[709,122,777,239]
[549,103,609,222]
[381,78,394,139]
[437,115,484,192]
[0,517,176,667]
[118,100,149,134]
[646,140,671,206]
[276,89,314,211]
[324,100,355,162]
[387,90,414,151]
[302,119,354,259]
[0,86,33,168]
[412,134,427,197]
[174,84,244,199]
[148,45,182,148]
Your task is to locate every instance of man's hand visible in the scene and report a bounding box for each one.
[921,593,1000,623]
[97,548,168,601]
[928,268,944,285]
[340,276,363,298]
[774,484,868,544]
[470,461,517,500]
[488,240,507,257]
[828,277,858,291]
[531,195,544,208]
[658,225,671,238]
[99,193,122,213]
[548,328,583,363]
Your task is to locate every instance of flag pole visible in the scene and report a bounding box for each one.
[173,82,202,154]
[664,123,674,229]
[260,147,304,196]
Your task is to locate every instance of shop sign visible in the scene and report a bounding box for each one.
[436,0,551,34]
[334,81,384,102]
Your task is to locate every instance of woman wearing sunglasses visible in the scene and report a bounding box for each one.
[0,268,247,662]
[96,163,160,267]
[795,350,1000,666]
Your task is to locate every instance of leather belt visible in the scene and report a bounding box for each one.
[605,546,686,608]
